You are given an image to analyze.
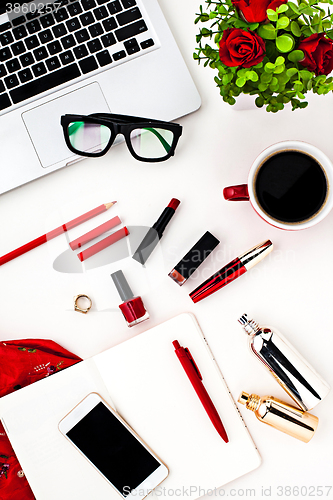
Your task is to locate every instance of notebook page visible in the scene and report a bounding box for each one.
[93,313,261,499]
[0,358,118,500]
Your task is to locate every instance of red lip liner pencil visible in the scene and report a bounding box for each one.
[69,215,122,250]
[0,202,116,266]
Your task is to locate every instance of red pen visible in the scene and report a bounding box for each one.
[172,340,228,443]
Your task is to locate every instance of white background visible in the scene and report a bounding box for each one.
[0,0,332,499]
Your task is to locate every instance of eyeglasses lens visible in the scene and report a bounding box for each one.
[130,127,174,159]
[68,121,111,155]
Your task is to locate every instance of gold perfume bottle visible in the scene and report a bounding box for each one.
[238,392,318,443]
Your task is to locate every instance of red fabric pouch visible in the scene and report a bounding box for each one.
[0,339,82,500]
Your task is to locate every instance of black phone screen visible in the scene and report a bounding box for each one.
[66,402,160,497]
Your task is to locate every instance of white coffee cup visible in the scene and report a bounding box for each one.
[223,141,333,230]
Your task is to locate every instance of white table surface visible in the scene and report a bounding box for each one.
[0,0,332,499]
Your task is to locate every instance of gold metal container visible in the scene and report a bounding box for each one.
[238,392,319,443]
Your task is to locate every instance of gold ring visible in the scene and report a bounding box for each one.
[74,294,92,314]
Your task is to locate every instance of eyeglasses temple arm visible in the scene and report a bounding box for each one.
[143,127,171,153]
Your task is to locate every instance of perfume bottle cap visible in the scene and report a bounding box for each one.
[111,270,134,302]
[238,392,260,411]
[169,231,220,285]
[238,314,261,335]
[238,392,250,405]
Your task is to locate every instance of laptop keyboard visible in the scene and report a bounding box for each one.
[0,0,157,112]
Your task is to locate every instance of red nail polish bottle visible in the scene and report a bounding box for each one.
[111,270,149,327]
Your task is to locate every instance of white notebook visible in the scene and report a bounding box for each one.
[0,314,261,499]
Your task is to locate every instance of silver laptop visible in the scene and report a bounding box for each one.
[0,0,200,194]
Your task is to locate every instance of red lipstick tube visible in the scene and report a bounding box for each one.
[132,198,180,265]
[190,240,273,303]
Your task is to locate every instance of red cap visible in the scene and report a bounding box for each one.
[168,198,181,210]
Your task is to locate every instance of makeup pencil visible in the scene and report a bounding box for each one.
[0,202,117,266]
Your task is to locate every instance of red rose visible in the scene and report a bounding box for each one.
[298,33,333,76]
[232,0,287,23]
[219,28,266,68]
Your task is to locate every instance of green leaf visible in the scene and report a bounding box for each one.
[277,72,290,84]
[237,68,248,77]
[18,347,26,351]
[288,2,300,15]
[261,72,273,83]
[248,23,260,30]
[277,4,289,13]
[255,96,265,107]
[288,49,304,62]
[274,64,285,73]
[276,34,295,52]
[246,70,259,81]
[275,56,285,65]
[291,21,302,36]
[270,82,280,91]
[277,16,290,29]
[265,62,276,71]
[299,69,313,79]
[258,24,276,39]
[286,67,298,77]
[258,82,269,91]
[267,9,278,22]
[218,5,228,14]
[322,20,332,30]
[236,77,246,87]
[201,28,210,35]
[222,73,234,85]
[233,19,250,28]
[299,3,314,15]
[294,79,304,91]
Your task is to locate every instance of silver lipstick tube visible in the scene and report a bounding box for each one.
[239,314,330,411]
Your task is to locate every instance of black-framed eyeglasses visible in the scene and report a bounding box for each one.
[61,113,183,163]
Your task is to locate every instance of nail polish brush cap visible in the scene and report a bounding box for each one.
[111,270,134,302]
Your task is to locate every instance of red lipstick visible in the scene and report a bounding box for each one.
[132,198,181,265]
[190,240,273,303]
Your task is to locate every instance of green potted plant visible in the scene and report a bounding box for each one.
[194,0,333,111]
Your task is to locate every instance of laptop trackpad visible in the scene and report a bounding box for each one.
[22,83,110,168]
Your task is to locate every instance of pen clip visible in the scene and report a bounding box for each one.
[185,348,202,380]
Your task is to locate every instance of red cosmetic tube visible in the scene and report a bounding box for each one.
[77,226,129,262]
[190,240,273,303]
[132,198,181,265]
[70,216,122,250]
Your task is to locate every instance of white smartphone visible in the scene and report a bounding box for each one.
[59,393,168,500]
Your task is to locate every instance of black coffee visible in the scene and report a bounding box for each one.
[254,151,328,224]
